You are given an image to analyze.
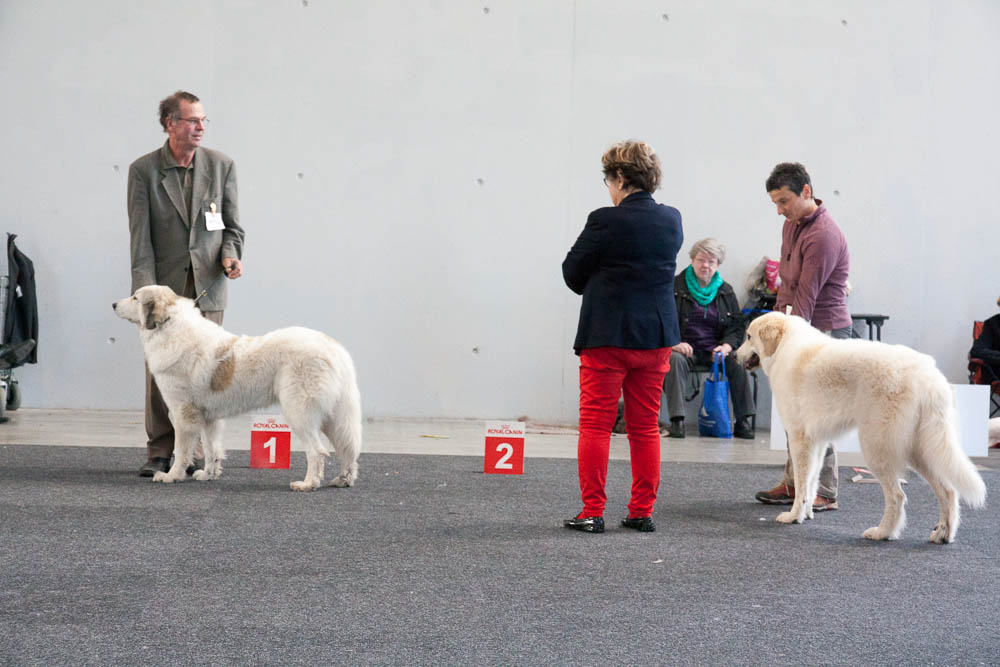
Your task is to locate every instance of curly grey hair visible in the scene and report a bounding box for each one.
[688,237,726,265]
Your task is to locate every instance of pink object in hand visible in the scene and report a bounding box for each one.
[764,259,780,292]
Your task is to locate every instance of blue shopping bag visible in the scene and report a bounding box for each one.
[698,352,733,438]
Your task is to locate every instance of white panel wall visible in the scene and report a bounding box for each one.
[1,0,998,422]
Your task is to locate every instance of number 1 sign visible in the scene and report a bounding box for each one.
[484,421,525,475]
[250,415,291,469]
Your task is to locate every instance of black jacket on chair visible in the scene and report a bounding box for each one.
[4,234,37,364]
[563,191,683,353]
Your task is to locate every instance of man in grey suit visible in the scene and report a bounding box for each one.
[127,90,245,476]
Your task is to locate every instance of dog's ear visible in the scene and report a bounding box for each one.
[142,299,160,330]
[141,293,173,330]
[757,317,785,358]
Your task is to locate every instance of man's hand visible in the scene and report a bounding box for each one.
[712,343,733,357]
[674,342,694,358]
[222,257,243,279]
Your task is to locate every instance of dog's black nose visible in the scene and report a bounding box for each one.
[111,302,116,312]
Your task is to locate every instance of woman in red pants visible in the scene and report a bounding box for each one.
[561,140,683,533]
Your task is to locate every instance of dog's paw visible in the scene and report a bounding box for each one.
[152,471,174,483]
[192,470,211,481]
[775,511,801,524]
[863,526,891,541]
[290,480,320,492]
[329,474,355,488]
[928,524,953,544]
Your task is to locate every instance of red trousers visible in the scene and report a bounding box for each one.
[576,346,671,518]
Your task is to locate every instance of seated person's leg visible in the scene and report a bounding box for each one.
[662,349,691,438]
[612,395,626,434]
[724,354,756,439]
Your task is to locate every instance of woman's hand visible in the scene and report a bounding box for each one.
[712,343,732,357]
[674,342,694,358]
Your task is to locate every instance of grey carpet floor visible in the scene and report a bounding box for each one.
[1,444,997,666]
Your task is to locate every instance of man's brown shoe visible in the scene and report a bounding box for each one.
[756,484,839,511]
[754,483,794,504]
[812,495,838,512]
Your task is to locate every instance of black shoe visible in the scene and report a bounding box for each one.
[668,419,685,439]
[139,457,171,477]
[734,417,755,440]
[563,516,605,533]
[621,516,656,532]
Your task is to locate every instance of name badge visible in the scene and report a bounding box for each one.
[205,202,224,231]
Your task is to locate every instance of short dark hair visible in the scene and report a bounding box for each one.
[158,91,200,131]
[601,140,662,192]
[766,162,812,196]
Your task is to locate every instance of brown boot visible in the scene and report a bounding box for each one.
[812,495,839,512]
[754,483,794,504]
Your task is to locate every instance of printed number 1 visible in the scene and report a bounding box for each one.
[262,435,277,464]
[495,442,514,470]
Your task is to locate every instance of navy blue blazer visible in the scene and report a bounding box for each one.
[563,191,683,353]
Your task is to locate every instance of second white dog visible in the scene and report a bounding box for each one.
[736,312,986,543]
[113,285,362,491]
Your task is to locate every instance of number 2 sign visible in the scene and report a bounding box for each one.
[250,415,291,469]
[484,421,525,475]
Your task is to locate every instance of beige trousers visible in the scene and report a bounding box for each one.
[776,325,853,499]
[144,271,223,460]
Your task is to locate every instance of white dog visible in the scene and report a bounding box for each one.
[113,285,362,491]
[736,312,986,543]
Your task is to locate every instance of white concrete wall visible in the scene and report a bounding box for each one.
[1,1,998,422]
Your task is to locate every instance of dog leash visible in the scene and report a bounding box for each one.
[192,266,232,308]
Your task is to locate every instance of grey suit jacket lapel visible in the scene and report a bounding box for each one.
[160,169,188,227]
[158,145,189,227]
[190,149,211,230]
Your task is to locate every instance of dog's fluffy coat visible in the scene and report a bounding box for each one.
[736,312,985,542]
[114,285,362,491]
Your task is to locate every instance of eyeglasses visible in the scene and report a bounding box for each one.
[173,116,210,127]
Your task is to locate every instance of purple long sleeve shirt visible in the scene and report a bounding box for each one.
[775,200,851,331]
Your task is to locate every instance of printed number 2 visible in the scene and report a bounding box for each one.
[495,442,514,469]
[262,435,277,464]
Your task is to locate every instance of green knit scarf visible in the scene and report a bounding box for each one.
[684,264,723,306]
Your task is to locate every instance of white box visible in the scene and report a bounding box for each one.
[770,384,988,457]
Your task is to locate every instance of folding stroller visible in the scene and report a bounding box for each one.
[0,233,37,422]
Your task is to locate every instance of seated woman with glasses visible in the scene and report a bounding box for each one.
[662,237,755,439]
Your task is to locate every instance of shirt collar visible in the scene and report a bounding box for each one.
[159,140,195,170]
[620,191,653,205]
[799,199,825,225]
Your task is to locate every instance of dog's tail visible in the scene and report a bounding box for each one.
[919,376,987,509]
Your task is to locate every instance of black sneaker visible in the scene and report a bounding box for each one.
[668,419,685,439]
[621,516,656,532]
[734,417,755,440]
[139,457,171,477]
[563,516,605,533]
